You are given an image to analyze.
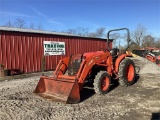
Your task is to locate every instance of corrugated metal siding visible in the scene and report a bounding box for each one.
[0,31,112,73]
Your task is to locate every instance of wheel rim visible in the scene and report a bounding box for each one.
[126,64,134,81]
[101,77,110,91]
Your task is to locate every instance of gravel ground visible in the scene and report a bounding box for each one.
[0,57,160,120]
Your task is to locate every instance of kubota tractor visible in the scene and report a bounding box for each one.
[132,47,160,66]
[34,28,136,104]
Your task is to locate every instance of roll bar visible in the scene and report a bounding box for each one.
[107,28,131,52]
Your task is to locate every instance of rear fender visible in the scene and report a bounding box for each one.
[115,54,132,73]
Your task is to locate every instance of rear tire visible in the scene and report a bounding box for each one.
[118,58,136,86]
[93,71,111,95]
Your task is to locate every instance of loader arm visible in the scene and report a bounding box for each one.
[53,57,70,77]
[77,51,112,85]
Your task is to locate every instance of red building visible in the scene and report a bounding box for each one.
[0,27,112,74]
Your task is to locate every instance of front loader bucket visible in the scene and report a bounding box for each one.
[34,76,80,104]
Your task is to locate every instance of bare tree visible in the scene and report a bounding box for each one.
[14,19,26,28]
[141,35,155,48]
[4,20,13,27]
[2,18,45,31]
[128,41,140,51]
[87,32,96,37]
[77,27,89,36]
[95,27,105,38]
[29,23,43,30]
[37,23,43,30]
[29,23,35,29]
[131,24,147,48]
[65,27,89,36]
[154,38,160,48]
[88,27,106,38]
[65,27,106,38]
[108,33,121,47]
[66,28,77,35]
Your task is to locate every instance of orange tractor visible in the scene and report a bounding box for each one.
[145,47,160,66]
[132,47,160,66]
[34,28,136,104]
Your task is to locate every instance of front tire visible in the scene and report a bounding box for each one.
[93,71,111,95]
[118,58,136,86]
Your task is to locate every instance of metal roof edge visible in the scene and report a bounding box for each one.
[0,26,108,41]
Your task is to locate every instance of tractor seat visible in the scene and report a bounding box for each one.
[110,48,120,58]
[110,48,119,63]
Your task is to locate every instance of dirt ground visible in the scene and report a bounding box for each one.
[0,57,160,120]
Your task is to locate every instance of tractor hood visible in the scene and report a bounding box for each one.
[83,51,105,58]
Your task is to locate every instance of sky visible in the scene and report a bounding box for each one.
[0,0,160,37]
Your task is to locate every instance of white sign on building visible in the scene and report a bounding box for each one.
[43,41,65,56]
